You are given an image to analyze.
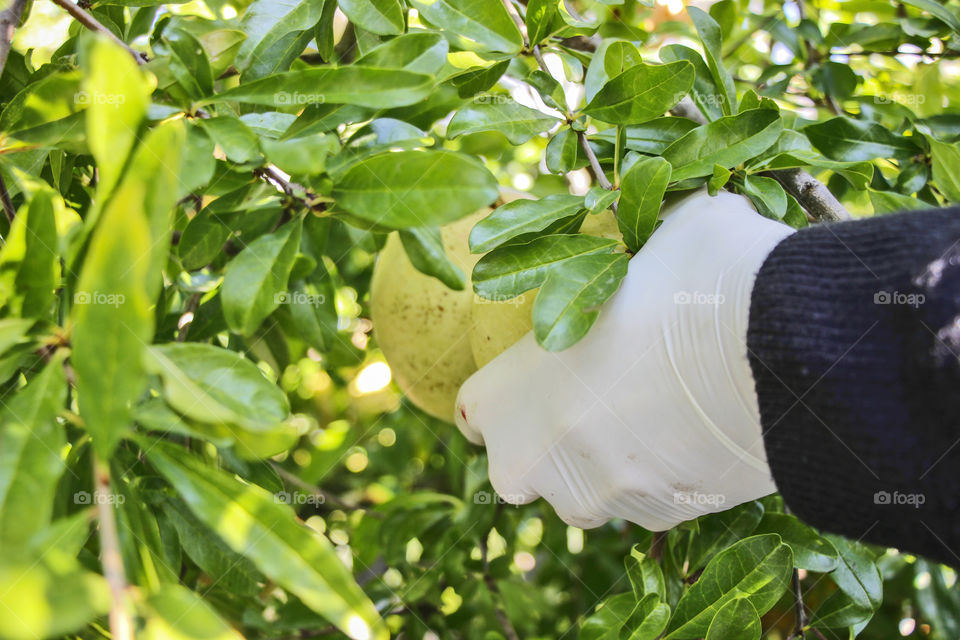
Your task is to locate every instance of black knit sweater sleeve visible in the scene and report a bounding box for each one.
[747,207,960,566]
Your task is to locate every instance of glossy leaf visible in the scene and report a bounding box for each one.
[742,174,787,219]
[584,61,695,125]
[208,66,435,109]
[688,7,737,116]
[0,356,66,548]
[618,156,671,252]
[398,227,467,290]
[338,0,405,35]
[665,534,793,639]
[533,253,629,351]
[409,0,523,53]
[469,194,586,253]
[141,584,244,640]
[752,512,838,572]
[332,150,498,228]
[663,109,783,181]
[473,234,619,299]
[929,137,960,202]
[142,440,388,640]
[448,100,559,145]
[804,117,921,162]
[222,219,302,335]
[704,598,761,640]
[356,31,449,74]
[236,0,330,80]
[82,36,150,196]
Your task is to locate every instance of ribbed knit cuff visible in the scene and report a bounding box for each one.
[747,207,960,566]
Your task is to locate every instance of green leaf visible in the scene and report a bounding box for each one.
[665,534,793,639]
[72,181,156,459]
[140,583,244,640]
[533,253,629,351]
[809,590,874,629]
[339,0,405,35]
[823,534,882,611]
[262,133,339,175]
[160,499,264,597]
[593,117,700,155]
[625,545,666,601]
[618,156,671,252]
[742,174,787,219]
[900,0,960,35]
[660,44,724,121]
[222,219,302,335]
[0,189,59,318]
[584,60,695,125]
[704,598,761,640]
[145,342,291,433]
[142,440,388,640]
[624,593,671,640]
[409,0,523,53]
[753,513,837,572]
[469,195,585,253]
[928,137,960,202]
[546,128,584,173]
[579,592,636,640]
[0,560,110,640]
[356,31,449,74]
[236,0,330,80]
[473,234,619,298]
[586,187,621,215]
[526,0,560,45]
[398,227,467,290]
[0,356,66,549]
[869,189,935,214]
[198,116,262,164]
[804,117,921,162]
[448,100,560,145]
[688,7,737,116]
[332,150,498,228]
[208,66,435,109]
[663,109,783,181]
[82,36,151,197]
[687,501,765,572]
[708,164,731,195]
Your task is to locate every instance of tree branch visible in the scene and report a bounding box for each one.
[670,98,851,222]
[94,458,134,640]
[48,0,145,63]
[791,568,808,639]
[0,0,28,74]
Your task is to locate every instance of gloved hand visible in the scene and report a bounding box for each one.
[455,189,796,530]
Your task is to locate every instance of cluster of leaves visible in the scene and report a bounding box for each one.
[0,0,958,639]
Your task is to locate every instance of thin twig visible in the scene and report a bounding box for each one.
[649,530,667,562]
[792,568,807,639]
[0,0,28,74]
[670,98,851,222]
[175,293,202,343]
[0,174,15,223]
[94,458,134,640]
[501,0,528,48]
[480,533,520,640]
[48,0,144,63]
[270,462,368,513]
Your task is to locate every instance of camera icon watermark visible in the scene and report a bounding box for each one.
[74,491,125,505]
[473,293,528,308]
[274,291,326,306]
[74,90,127,107]
[74,290,125,308]
[274,491,325,506]
[473,490,522,506]
[673,491,726,507]
[472,93,513,105]
[874,290,925,308]
[874,93,926,107]
[274,91,325,106]
[874,490,925,508]
[673,291,726,305]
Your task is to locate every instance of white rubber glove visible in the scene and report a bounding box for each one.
[455,189,796,530]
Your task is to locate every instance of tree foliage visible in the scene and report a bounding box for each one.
[0,0,958,638]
